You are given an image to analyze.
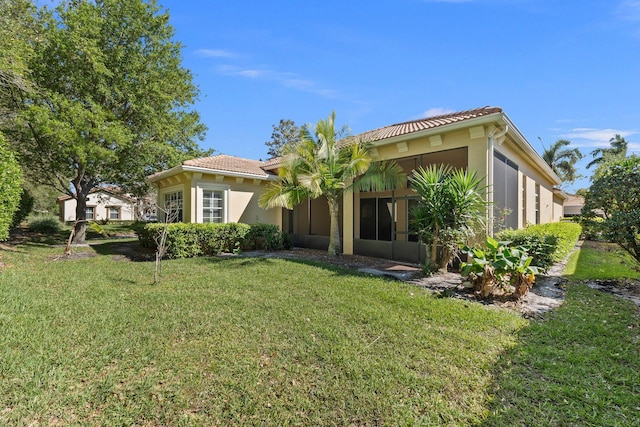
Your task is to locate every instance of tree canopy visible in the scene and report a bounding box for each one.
[583,156,640,263]
[541,139,582,185]
[586,134,628,170]
[1,0,210,242]
[265,119,301,159]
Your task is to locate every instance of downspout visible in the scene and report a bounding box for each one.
[487,124,509,235]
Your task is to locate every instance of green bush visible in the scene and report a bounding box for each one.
[28,215,62,234]
[0,135,23,240]
[138,222,252,258]
[497,222,582,271]
[243,223,292,251]
[12,188,34,228]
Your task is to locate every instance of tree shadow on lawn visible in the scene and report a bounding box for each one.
[204,253,400,281]
[480,284,640,426]
[89,239,155,262]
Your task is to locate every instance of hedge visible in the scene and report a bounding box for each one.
[137,222,290,259]
[497,222,582,272]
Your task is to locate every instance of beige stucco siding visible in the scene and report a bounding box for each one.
[59,191,135,222]
[494,138,557,226]
[155,172,280,227]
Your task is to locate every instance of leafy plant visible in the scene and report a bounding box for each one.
[259,111,405,256]
[461,236,540,299]
[0,134,23,240]
[27,215,61,234]
[409,164,487,272]
[583,156,640,264]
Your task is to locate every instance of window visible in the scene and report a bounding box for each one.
[360,197,394,241]
[85,206,95,220]
[163,191,183,223]
[535,184,540,224]
[108,207,120,220]
[493,151,519,231]
[202,190,224,223]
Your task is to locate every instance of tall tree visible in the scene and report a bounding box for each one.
[265,119,300,159]
[259,111,405,256]
[4,0,209,243]
[586,134,628,169]
[541,139,583,184]
[583,156,640,264]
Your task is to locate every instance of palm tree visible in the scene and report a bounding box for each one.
[541,139,583,184]
[586,134,628,169]
[259,111,405,256]
[409,164,487,272]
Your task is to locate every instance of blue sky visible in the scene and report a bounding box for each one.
[143,1,639,191]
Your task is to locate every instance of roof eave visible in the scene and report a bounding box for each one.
[147,165,278,184]
[500,114,562,186]
[368,112,504,147]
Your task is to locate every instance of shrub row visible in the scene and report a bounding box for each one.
[497,222,582,271]
[137,222,291,258]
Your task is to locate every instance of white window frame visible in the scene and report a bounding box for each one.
[85,206,95,220]
[159,184,185,223]
[108,206,120,220]
[196,183,230,224]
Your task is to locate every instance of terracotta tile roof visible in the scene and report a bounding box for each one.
[56,186,135,202]
[183,154,274,177]
[355,106,503,143]
[564,194,585,207]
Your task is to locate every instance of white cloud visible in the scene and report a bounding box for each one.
[560,128,639,153]
[216,65,338,99]
[194,49,239,58]
[423,107,455,117]
[616,0,640,22]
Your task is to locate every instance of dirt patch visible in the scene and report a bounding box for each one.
[48,251,97,261]
[586,279,640,307]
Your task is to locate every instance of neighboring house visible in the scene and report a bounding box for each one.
[148,106,563,263]
[57,186,136,222]
[563,194,585,217]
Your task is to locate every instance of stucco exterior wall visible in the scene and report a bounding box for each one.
[154,172,280,227]
[59,192,135,222]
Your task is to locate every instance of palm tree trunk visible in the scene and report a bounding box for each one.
[327,196,341,256]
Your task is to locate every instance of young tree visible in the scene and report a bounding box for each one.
[586,134,628,169]
[409,164,487,272]
[4,0,209,243]
[259,111,405,256]
[542,139,583,184]
[583,156,640,264]
[265,119,301,159]
[0,134,23,240]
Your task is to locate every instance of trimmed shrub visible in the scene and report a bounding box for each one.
[138,222,251,258]
[497,222,582,271]
[28,215,62,234]
[0,135,23,240]
[243,223,292,251]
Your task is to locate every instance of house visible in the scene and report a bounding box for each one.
[57,186,136,222]
[148,106,563,263]
[563,194,585,217]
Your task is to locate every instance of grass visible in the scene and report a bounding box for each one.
[0,239,638,425]
[0,242,524,425]
[564,240,640,281]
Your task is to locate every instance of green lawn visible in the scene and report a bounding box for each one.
[0,240,638,425]
[564,240,640,281]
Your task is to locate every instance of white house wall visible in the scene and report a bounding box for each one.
[60,192,135,222]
